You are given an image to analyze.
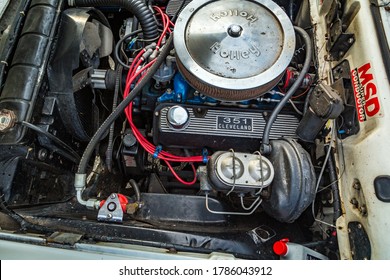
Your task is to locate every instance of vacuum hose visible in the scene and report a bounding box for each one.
[261,26,312,154]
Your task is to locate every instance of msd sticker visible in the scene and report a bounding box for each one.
[351,63,382,122]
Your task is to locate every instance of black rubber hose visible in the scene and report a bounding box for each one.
[261,26,312,154]
[77,34,173,175]
[70,0,158,40]
[129,179,141,202]
[326,146,342,222]
[105,65,122,172]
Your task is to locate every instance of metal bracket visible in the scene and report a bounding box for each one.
[326,0,359,61]
[97,193,124,223]
[328,33,355,61]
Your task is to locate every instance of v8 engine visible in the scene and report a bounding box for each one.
[0,0,358,259]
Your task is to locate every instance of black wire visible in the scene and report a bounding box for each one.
[137,35,160,42]
[0,193,54,234]
[19,121,80,162]
[96,89,111,113]
[129,179,141,202]
[325,146,342,222]
[372,1,390,7]
[114,29,143,69]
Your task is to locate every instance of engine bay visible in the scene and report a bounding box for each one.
[1,0,386,259]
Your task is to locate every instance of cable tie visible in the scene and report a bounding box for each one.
[153,145,162,159]
[202,148,208,164]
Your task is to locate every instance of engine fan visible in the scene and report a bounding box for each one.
[48,8,113,141]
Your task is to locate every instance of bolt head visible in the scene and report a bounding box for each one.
[38,149,48,161]
[228,24,243,37]
[0,109,17,132]
[353,182,361,190]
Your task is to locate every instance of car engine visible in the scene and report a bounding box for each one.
[2,0,380,259]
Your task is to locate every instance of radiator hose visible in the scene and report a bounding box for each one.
[68,0,158,40]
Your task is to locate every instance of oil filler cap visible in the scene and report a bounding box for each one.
[174,0,296,101]
[167,105,189,129]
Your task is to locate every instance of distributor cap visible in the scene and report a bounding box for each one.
[174,0,296,101]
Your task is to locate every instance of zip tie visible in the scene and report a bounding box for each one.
[153,145,162,159]
[202,148,208,164]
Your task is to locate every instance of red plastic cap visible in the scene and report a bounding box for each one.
[117,194,129,212]
[273,238,289,256]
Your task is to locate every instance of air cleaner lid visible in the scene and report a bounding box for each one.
[174,0,296,101]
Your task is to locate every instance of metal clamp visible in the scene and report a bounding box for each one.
[97,193,125,223]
